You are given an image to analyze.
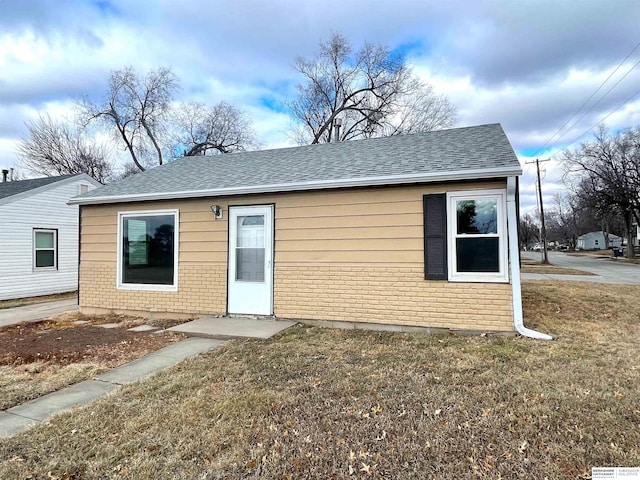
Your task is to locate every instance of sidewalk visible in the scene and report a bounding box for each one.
[0,337,225,439]
[0,298,78,328]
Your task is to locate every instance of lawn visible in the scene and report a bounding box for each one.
[0,312,185,410]
[520,258,594,275]
[1,281,639,479]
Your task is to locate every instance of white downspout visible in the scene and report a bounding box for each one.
[507,176,553,340]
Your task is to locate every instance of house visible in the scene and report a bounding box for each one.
[576,231,622,250]
[70,124,550,339]
[0,174,101,300]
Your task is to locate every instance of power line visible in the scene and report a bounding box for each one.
[547,56,640,147]
[560,84,640,151]
[532,40,640,157]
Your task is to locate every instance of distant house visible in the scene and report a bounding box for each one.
[0,174,100,300]
[576,231,622,250]
[69,124,550,338]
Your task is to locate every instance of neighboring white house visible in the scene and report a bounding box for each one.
[576,231,622,250]
[0,174,101,300]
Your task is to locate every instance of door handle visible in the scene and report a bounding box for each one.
[267,260,272,269]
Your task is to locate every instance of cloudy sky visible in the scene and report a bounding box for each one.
[1,0,640,212]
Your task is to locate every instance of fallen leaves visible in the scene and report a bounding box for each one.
[3,282,640,479]
[519,440,529,454]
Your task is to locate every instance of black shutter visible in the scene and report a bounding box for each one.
[423,194,448,280]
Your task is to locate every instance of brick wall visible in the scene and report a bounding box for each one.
[274,265,513,331]
[79,262,226,317]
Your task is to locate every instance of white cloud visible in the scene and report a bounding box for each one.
[0,0,638,219]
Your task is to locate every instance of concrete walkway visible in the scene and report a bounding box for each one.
[0,298,78,328]
[0,337,224,439]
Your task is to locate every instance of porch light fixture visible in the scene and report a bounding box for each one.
[211,205,222,219]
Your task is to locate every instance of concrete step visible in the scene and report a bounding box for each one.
[167,316,297,340]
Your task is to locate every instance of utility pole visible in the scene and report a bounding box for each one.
[526,158,551,264]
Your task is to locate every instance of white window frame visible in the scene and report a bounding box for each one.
[447,189,509,283]
[33,228,58,271]
[116,209,179,292]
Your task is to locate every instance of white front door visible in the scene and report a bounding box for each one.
[228,205,274,315]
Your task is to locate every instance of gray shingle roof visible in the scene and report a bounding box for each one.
[0,174,75,201]
[74,124,521,205]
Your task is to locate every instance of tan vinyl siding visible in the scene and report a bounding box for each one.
[79,180,513,330]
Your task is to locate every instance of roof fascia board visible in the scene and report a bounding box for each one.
[70,166,522,206]
[0,174,97,207]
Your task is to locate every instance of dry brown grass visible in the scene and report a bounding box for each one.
[0,291,77,310]
[612,257,640,265]
[1,281,639,479]
[0,362,106,411]
[0,312,183,410]
[520,258,594,275]
[564,249,640,263]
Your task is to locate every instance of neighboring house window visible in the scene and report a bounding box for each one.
[423,190,508,283]
[80,184,89,194]
[117,210,179,291]
[33,229,57,269]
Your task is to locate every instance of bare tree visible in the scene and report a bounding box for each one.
[544,192,580,248]
[563,126,640,257]
[17,114,112,184]
[288,33,456,144]
[519,213,539,250]
[173,101,257,156]
[79,66,178,172]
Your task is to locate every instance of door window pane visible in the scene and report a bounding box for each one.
[236,215,265,282]
[237,216,264,247]
[236,248,265,281]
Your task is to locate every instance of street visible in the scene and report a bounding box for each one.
[521,250,640,285]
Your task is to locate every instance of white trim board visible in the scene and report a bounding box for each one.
[446,189,509,283]
[116,208,180,292]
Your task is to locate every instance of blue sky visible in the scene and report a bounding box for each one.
[1,0,640,212]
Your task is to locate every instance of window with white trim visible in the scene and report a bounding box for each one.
[33,229,57,269]
[117,210,178,291]
[447,190,508,282]
[423,190,508,283]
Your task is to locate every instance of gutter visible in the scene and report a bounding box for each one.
[506,176,553,340]
[68,165,522,206]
